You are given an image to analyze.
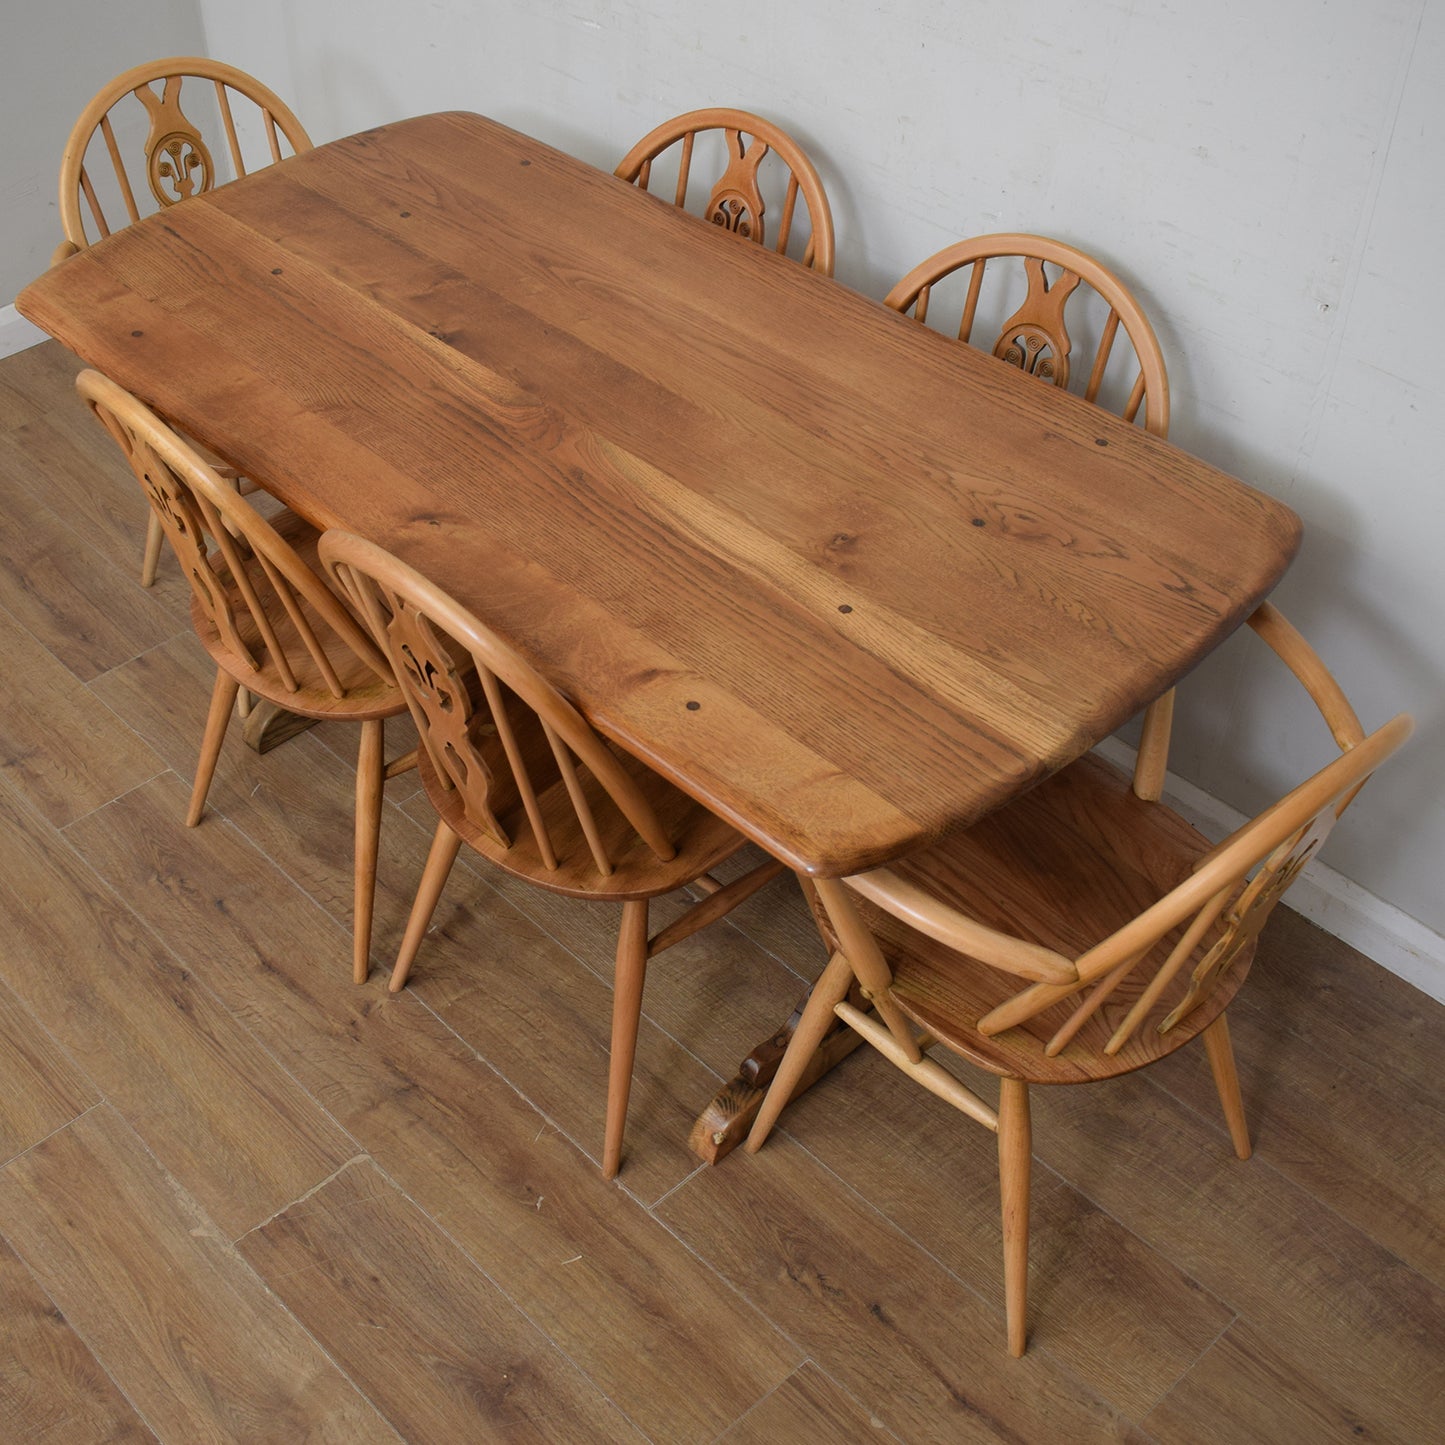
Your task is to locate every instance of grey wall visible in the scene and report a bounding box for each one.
[0,0,207,300]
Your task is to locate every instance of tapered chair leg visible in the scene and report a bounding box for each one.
[1202,1013,1252,1160]
[603,899,650,1180]
[745,950,855,1152]
[187,669,240,826]
[389,818,464,992]
[140,511,164,588]
[353,718,385,985]
[998,1076,1031,1358]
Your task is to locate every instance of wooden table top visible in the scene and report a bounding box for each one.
[18,111,1300,876]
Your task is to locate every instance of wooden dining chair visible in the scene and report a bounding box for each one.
[887,232,1176,796]
[746,602,1411,1357]
[319,529,786,1179]
[77,370,414,985]
[615,108,835,275]
[56,58,312,588]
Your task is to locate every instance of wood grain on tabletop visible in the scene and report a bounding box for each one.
[17,111,1301,875]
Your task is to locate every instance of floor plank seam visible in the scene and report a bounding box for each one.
[82,631,193,688]
[233,1153,374,1245]
[1137,1308,1240,1432]
[50,766,173,835]
[28,802,402,1238]
[641,1158,710,1213]
[402,985,615,1172]
[702,1359,906,1445]
[78,1104,408,1442]
[214,1241,409,1444]
[0,1098,106,1172]
[634,1170,852,1393]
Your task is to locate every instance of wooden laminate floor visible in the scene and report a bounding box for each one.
[1,341,1442,1444]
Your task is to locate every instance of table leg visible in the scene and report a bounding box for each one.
[242,700,319,753]
[688,873,860,1164]
[688,997,866,1163]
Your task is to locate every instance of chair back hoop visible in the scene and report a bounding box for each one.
[75,369,389,695]
[319,530,679,875]
[59,56,311,249]
[884,233,1170,436]
[615,107,836,276]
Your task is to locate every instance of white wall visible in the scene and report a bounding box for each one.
[8,1,1442,982]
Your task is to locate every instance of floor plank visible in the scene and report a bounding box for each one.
[0,403,196,624]
[239,1159,647,1442]
[756,1043,1235,1417]
[659,1132,1138,1444]
[0,1108,396,1444]
[0,1236,155,1444]
[717,1363,899,1444]
[1144,1318,1396,1444]
[0,977,97,1165]
[0,429,184,680]
[0,598,164,828]
[66,771,805,1443]
[0,776,355,1238]
[1029,1066,1445,1443]
[1148,917,1445,1286]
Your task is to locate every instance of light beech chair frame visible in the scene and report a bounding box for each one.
[56,58,312,588]
[321,529,786,1179]
[77,370,414,984]
[747,602,1411,1356]
[616,107,836,276]
[885,232,1169,435]
[56,56,312,256]
[887,231,1175,796]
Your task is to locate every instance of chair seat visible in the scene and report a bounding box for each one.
[418,725,747,901]
[864,752,1251,1085]
[192,508,403,721]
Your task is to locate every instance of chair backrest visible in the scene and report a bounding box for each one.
[76,369,389,702]
[839,601,1411,1057]
[884,233,1169,436]
[59,56,311,251]
[615,108,835,276]
[319,529,678,877]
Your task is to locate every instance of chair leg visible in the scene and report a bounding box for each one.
[602,899,650,1180]
[140,511,164,588]
[389,818,464,992]
[745,950,856,1153]
[353,719,385,985]
[187,669,240,827]
[1202,1013,1252,1160]
[998,1076,1031,1358]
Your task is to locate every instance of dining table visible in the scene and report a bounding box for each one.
[17,109,1301,1158]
